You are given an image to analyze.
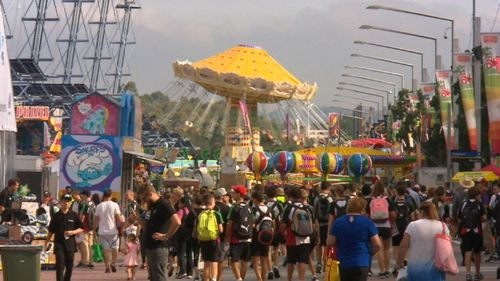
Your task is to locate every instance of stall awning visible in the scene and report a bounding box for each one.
[452,171,499,182]
[123,150,164,165]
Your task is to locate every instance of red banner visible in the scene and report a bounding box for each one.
[16,106,50,121]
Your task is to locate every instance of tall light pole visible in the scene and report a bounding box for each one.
[342,73,398,102]
[345,65,404,89]
[338,82,392,106]
[351,53,416,91]
[366,5,454,70]
[354,40,425,82]
[359,25,438,71]
[336,87,385,118]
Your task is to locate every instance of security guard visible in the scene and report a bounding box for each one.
[45,194,84,281]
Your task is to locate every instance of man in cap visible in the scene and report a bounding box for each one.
[214,188,231,281]
[45,194,84,281]
[226,185,253,281]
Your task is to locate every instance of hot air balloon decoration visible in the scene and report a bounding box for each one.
[315,152,344,180]
[246,151,268,181]
[347,153,372,181]
[272,151,295,181]
[292,152,304,173]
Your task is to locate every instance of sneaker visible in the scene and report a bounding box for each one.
[110,263,117,273]
[88,264,94,269]
[186,276,193,279]
[267,271,274,280]
[474,273,484,281]
[466,273,473,281]
[75,262,86,268]
[378,272,389,279]
[140,263,147,270]
[312,276,319,281]
[273,267,280,278]
[486,255,498,262]
[316,263,322,274]
[392,268,398,277]
[176,273,188,279]
[368,269,372,276]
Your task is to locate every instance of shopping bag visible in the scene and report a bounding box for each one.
[324,258,340,281]
[396,267,407,281]
[435,222,459,275]
[92,243,104,263]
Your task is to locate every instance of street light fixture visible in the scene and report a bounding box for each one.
[351,53,416,91]
[342,73,398,102]
[336,87,385,118]
[338,82,392,106]
[354,40,424,82]
[345,65,404,89]
[366,4,453,69]
[359,24,438,71]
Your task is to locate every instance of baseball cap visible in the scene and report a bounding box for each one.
[43,191,51,197]
[215,188,228,197]
[231,185,248,196]
[61,194,72,201]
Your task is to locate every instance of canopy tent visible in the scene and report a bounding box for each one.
[452,171,499,182]
[481,164,500,176]
[349,138,392,149]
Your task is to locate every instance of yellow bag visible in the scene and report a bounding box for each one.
[324,258,340,281]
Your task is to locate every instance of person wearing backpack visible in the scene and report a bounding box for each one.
[196,193,224,281]
[368,181,396,279]
[391,185,415,277]
[489,181,500,261]
[313,181,334,274]
[250,191,274,281]
[175,197,194,279]
[214,188,231,281]
[458,185,486,281]
[226,185,253,281]
[265,185,284,280]
[281,187,315,281]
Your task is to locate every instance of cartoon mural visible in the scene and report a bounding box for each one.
[60,135,122,192]
[70,93,120,136]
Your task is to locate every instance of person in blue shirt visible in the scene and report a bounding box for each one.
[327,197,381,281]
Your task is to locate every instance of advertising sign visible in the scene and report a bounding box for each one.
[454,53,477,150]
[70,93,121,136]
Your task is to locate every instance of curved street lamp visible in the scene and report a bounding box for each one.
[359,24,438,71]
[354,40,424,82]
[366,4,453,69]
[339,82,392,105]
[342,73,398,102]
[345,65,404,89]
[336,87,385,118]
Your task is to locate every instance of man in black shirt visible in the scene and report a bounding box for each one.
[45,194,84,281]
[0,178,20,221]
[142,184,181,281]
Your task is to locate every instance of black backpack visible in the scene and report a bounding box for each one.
[394,198,411,231]
[255,207,274,245]
[331,198,348,218]
[460,200,481,229]
[234,203,254,239]
[315,195,332,223]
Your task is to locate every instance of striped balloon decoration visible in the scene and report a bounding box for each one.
[347,153,372,180]
[333,153,344,174]
[315,152,337,177]
[263,151,274,175]
[272,151,295,178]
[246,151,268,181]
[292,152,304,173]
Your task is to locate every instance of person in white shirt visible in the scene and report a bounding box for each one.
[93,189,124,274]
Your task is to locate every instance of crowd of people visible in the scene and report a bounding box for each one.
[0,177,497,281]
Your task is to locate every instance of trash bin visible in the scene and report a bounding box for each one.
[0,245,42,281]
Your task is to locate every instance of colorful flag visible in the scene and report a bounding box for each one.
[0,10,16,132]
[238,100,252,135]
[481,33,500,156]
[454,53,477,150]
[420,83,436,109]
[328,113,339,138]
[435,70,456,150]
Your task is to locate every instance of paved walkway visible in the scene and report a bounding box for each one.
[0,247,499,280]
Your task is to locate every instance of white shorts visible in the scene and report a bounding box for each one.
[99,234,119,250]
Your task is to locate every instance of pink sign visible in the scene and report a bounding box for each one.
[70,93,121,136]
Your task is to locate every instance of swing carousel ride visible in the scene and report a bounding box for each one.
[163,44,415,184]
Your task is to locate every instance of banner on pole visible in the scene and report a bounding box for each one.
[435,70,456,150]
[454,53,477,150]
[420,83,436,109]
[0,10,16,132]
[481,33,500,156]
[328,113,339,138]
